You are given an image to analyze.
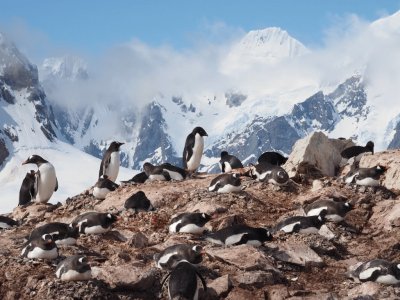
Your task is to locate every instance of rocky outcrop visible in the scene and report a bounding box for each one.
[283,131,354,178]
[359,149,400,191]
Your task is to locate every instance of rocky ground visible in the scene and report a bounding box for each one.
[1,161,400,300]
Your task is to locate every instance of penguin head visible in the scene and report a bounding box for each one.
[105,213,118,225]
[220,151,229,158]
[192,245,203,254]
[67,224,80,239]
[375,165,386,174]
[344,202,354,212]
[317,210,327,224]
[41,234,55,246]
[143,162,154,175]
[78,256,88,265]
[366,141,374,152]
[276,169,289,184]
[201,213,212,222]
[262,228,273,241]
[192,127,208,137]
[109,141,124,151]
[22,155,48,166]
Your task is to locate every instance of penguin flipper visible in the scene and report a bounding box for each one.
[54,178,58,191]
[195,270,207,291]
[99,152,111,177]
[183,134,195,168]
[163,171,171,181]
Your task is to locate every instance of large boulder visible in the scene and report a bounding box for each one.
[283,132,354,178]
[359,149,400,191]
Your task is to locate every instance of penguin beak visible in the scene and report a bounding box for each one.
[22,160,28,165]
[200,249,206,255]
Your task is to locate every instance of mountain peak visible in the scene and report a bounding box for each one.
[41,55,88,81]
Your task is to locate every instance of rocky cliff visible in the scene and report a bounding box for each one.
[1,141,400,299]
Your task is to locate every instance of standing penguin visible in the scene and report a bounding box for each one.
[219,151,243,173]
[161,260,207,300]
[99,141,124,182]
[182,127,208,174]
[22,155,58,203]
[19,170,36,206]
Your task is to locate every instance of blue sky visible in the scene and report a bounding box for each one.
[1,0,400,58]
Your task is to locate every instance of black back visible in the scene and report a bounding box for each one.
[206,224,272,245]
[161,163,188,178]
[99,141,124,178]
[29,222,79,242]
[167,261,206,299]
[154,244,203,269]
[354,259,400,282]
[0,215,18,227]
[219,151,243,172]
[304,199,353,217]
[122,172,148,183]
[258,152,288,166]
[19,170,36,206]
[341,141,374,159]
[124,191,154,211]
[209,173,241,191]
[95,175,119,190]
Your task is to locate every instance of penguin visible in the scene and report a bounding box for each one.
[121,171,148,184]
[169,212,211,234]
[22,155,58,203]
[28,222,79,245]
[19,170,36,206]
[304,199,353,223]
[0,215,18,229]
[208,173,242,193]
[55,255,92,281]
[351,259,400,285]
[70,212,117,234]
[273,214,326,234]
[344,165,385,186]
[160,260,207,300]
[219,151,243,173]
[161,163,187,181]
[249,162,289,185]
[93,175,119,200]
[182,127,208,173]
[143,162,171,181]
[99,141,124,182]
[154,244,204,270]
[124,191,155,212]
[203,224,272,246]
[258,151,288,166]
[341,141,374,159]
[21,234,58,260]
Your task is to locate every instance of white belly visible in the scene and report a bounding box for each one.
[217,184,241,193]
[93,187,111,200]
[225,233,246,246]
[0,222,11,229]
[148,174,167,182]
[359,267,381,280]
[56,238,77,245]
[376,274,400,285]
[280,221,301,233]
[35,163,57,203]
[105,152,120,182]
[299,227,320,234]
[165,170,184,181]
[307,207,327,217]
[356,177,380,186]
[169,220,181,233]
[84,225,109,234]
[25,246,58,260]
[205,237,225,246]
[157,252,178,269]
[57,268,91,281]
[178,224,206,234]
[187,134,204,171]
[224,162,232,173]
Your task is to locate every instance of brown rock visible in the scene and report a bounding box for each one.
[234,271,284,289]
[207,274,233,298]
[267,285,290,300]
[127,232,149,248]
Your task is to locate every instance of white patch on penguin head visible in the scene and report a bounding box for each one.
[78,257,86,264]
[345,202,350,207]
[202,213,206,218]
[397,264,400,269]
[318,215,322,221]
[233,173,238,178]
[193,245,202,253]
[107,213,112,219]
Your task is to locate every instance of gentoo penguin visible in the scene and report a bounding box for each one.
[22,155,58,203]
[161,260,207,300]
[55,255,92,281]
[249,163,289,185]
[341,141,374,159]
[121,171,148,184]
[143,162,171,181]
[219,151,243,173]
[350,259,400,285]
[19,170,36,206]
[182,127,208,173]
[204,224,272,246]
[169,212,211,234]
[99,141,124,182]
[344,165,385,186]
[161,163,187,181]
[154,244,204,270]
[21,234,58,260]
[70,212,117,234]
[0,215,18,229]
[208,173,242,193]
[93,175,119,200]
[124,191,155,212]
[274,214,326,234]
[28,222,79,245]
[304,199,353,223]
[258,151,288,166]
